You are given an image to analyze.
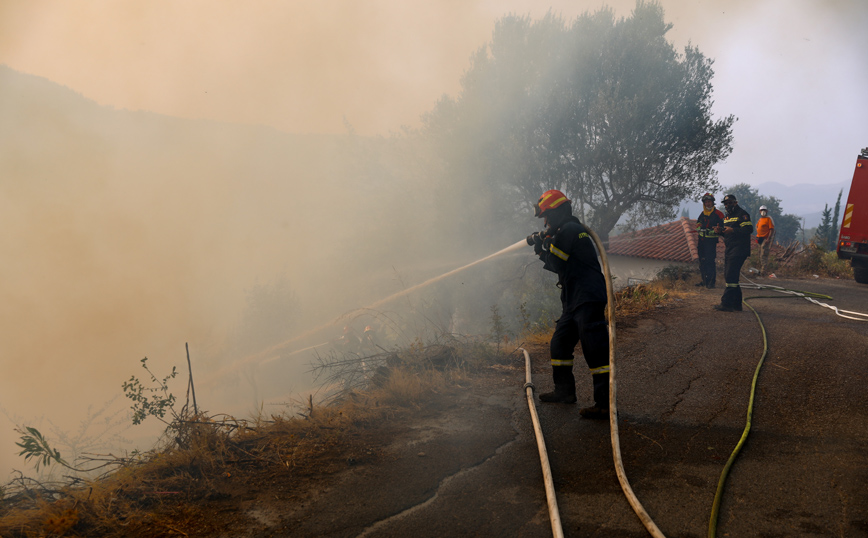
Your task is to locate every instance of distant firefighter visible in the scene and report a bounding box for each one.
[713,194,753,312]
[335,325,362,355]
[695,193,725,288]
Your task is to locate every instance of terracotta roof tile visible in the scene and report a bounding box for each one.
[607,217,729,262]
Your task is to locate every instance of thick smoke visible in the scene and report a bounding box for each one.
[1,0,866,482]
[0,66,542,481]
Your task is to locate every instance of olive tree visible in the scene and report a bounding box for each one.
[423,1,735,242]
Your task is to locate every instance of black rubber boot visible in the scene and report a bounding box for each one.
[592,372,609,409]
[539,385,577,404]
[579,405,609,419]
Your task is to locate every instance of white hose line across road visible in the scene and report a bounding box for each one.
[520,347,565,538]
[588,227,667,538]
[741,279,868,322]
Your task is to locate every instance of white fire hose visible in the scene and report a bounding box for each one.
[521,228,666,537]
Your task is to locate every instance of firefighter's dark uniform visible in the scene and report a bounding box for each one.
[696,208,725,287]
[719,205,753,310]
[536,216,610,407]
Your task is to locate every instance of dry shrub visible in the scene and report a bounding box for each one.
[780,241,854,279]
[0,498,79,538]
[370,368,445,407]
[614,282,676,317]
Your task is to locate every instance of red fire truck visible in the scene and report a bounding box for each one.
[837,147,868,284]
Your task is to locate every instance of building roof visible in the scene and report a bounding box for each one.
[606,217,725,262]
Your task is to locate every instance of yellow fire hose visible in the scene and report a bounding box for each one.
[708,281,865,537]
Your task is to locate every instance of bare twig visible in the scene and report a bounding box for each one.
[186,343,199,416]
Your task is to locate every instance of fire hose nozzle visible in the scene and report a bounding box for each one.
[527,232,542,246]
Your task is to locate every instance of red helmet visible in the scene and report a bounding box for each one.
[534,190,570,217]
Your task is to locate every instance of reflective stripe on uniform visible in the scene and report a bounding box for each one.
[589,365,610,375]
[551,359,574,366]
[740,221,753,227]
[550,244,569,261]
[726,283,740,288]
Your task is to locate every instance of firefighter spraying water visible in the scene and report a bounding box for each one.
[525,189,611,419]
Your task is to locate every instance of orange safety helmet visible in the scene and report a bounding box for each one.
[534,189,570,218]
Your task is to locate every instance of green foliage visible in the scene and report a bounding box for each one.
[122,357,178,426]
[829,189,843,248]
[774,213,802,246]
[422,1,734,242]
[15,426,70,471]
[814,205,834,250]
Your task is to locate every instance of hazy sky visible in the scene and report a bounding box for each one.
[1,0,866,186]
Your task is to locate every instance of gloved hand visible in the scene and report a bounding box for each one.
[542,236,553,252]
[527,232,545,255]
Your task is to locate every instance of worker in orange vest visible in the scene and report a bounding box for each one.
[755,205,775,276]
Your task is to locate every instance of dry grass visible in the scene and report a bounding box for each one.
[518,330,553,346]
[0,403,409,537]
[614,282,671,316]
[0,338,514,538]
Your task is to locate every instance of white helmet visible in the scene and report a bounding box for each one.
[759,205,768,211]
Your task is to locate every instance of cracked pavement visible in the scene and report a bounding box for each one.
[264,278,868,538]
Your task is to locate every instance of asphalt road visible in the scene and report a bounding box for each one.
[272,277,868,538]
